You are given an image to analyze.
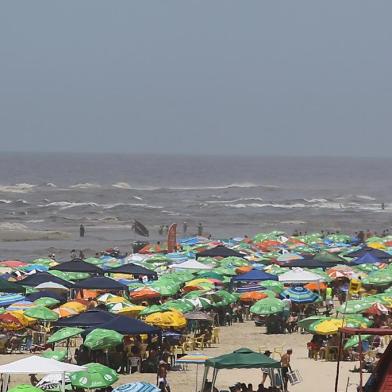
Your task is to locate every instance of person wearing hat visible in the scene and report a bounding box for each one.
[261,350,272,386]
[157,360,170,392]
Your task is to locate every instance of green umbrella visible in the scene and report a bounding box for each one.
[260,280,284,294]
[64,272,90,281]
[47,327,83,343]
[162,300,194,313]
[48,270,72,282]
[214,267,236,276]
[31,258,54,266]
[25,306,59,321]
[362,271,392,286]
[84,329,123,350]
[84,257,103,265]
[196,271,224,280]
[70,363,118,389]
[344,335,371,350]
[8,385,43,392]
[149,282,179,296]
[34,297,60,308]
[297,315,328,330]
[40,350,67,361]
[0,307,5,315]
[250,298,284,315]
[139,304,163,316]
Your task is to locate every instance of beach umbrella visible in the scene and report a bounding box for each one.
[364,303,389,316]
[250,298,284,315]
[297,315,327,330]
[70,363,118,389]
[53,307,79,318]
[7,300,34,311]
[0,312,30,330]
[116,305,146,317]
[162,300,194,313]
[84,328,123,350]
[362,271,392,286]
[36,374,72,391]
[40,350,67,361]
[97,293,123,303]
[112,383,160,392]
[130,287,160,301]
[24,306,59,321]
[0,260,28,268]
[196,271,224,280]
[47,327,83,343]
[280,286,319,303]
[139,304,163,316]
[84,257,103,265]
[8,385,43,392]
[259,280,284,293]
[145,310,187,329]
[61,301,87,313]
[32,258,57,267]
[240,291,268,303]
[34,297,60,308]
[344,335,371,350]
[337,299,377,314]
[308,317,366,335]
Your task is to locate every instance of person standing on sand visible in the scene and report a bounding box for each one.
[80,224,85,238]
[198,222,203,236]
[281,349,293,391]
[183,221,187,234]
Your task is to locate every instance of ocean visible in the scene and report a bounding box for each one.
[0,152,391,259]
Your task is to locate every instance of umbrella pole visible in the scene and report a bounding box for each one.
[358,334,363,392]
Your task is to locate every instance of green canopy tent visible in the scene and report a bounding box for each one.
[201,348,282,390]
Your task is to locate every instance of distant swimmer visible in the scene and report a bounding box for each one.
[183,222,188,234]
[197,222,203,236]
[382,203,385,210]
[79,224,85,238]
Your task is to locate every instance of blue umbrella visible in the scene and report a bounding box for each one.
[112,383,160,392]
[280,286,319,303]
[0,294,25,307]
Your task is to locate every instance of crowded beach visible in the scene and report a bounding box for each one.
[0,230,391,392]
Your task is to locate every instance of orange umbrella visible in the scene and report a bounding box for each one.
[240,291,268,303]
[236,266,252,274]
[130,287,160,301]
[305,282,327,291]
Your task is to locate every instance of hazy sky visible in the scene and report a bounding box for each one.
[1,1,391,156]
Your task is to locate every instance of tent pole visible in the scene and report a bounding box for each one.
[211,368,218,390]
[201,366,209,391]
[334,331,344,392]
[195,364,198,392]
[62,371,65,392]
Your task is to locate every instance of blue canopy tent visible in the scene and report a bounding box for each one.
[56,310,116,327]
[232,269,278,282]
[350,253,381,265]
[346,247,391,260]
[50,260,104,275]
[17,272,74,288]
[73,277,128,291]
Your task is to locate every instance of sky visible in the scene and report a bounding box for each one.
[0,1,391,157]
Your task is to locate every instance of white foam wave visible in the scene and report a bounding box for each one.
[0,199,12,204]
[70,183,101,189]
[40,201,100,210]
[0,184,36,193]
[0,222,28,231]
[103,203,163,210]
[205,197,264,204]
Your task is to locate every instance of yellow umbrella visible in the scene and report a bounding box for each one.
[61,301,87,312]
[367,242,386,250]
[11,310,36,326]
[145,310,187,329]
[106,296,127,304]
[54,307,78,318]
[117,305,146,316]
[186,278,213,286]
[313,319,344,335]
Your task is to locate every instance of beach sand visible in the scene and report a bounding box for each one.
[0,321,368,392]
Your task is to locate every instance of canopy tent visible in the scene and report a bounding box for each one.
[50,261,104,274]
[107,263,157,278]
[278,268,324,283]
[35,282,69,291]
[169,260,213,270]
[94,315,161,335]
[202,348,281,390]
[26,290,66,303]
[0,356,86,392]
[287,258,337,269]
[349,253,381,265]
[345,247,391,260]
[232,269,278,282]
[0,278,26,293]
[196,246,245,259]
[73,277,127,291]
[17,273,74,288]
[56,310,116,327]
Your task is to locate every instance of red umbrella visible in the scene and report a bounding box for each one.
[0,260,28,268]
[364,303,389,316]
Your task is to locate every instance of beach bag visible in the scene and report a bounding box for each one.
[287,369,302,385]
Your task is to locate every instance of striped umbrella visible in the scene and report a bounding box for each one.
[176,353,209,392]
[0,294,25,307]
[112,383,160,392]
[280,286,319,303]
[8,300,34,311]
